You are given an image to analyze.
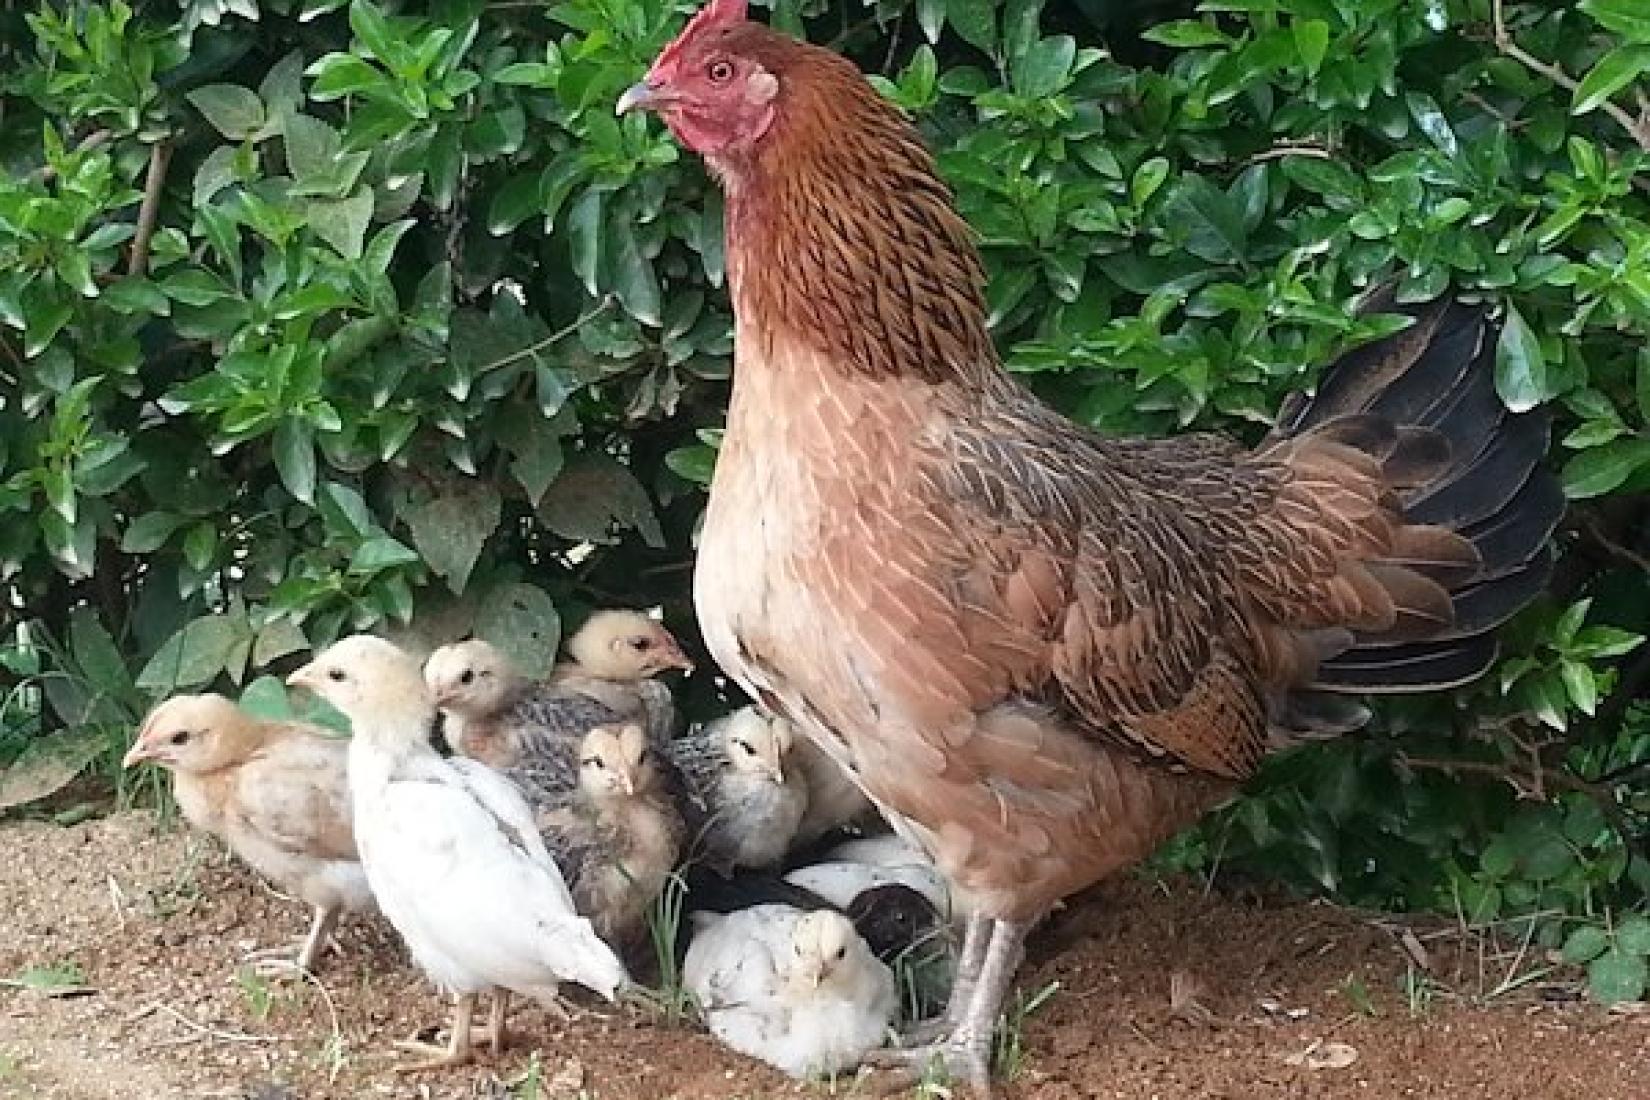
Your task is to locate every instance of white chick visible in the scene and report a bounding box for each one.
[122,694,372,976]
[550,610,693,742]
[538,724,687,948]
[288,635,629,1070]
[684,904,896,1079]
[673,707,808,872]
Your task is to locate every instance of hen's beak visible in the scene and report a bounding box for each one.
[616,82,668,116]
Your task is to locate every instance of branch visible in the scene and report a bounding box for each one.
[1490,0,1650,154]
[127,140,173,277]
[1582,513,1650,575]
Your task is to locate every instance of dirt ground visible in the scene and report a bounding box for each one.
[0,813,1643,1099]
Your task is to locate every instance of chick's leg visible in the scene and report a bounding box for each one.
[245,904,341,978]
[393,993,476,1071]
[483,991,510,1053]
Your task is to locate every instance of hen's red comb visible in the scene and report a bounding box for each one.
[648,0,748,81]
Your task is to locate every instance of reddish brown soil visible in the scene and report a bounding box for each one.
[0,813,1643,1099]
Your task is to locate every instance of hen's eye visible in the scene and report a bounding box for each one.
[169,731,190,746]
[459,670,475,685]
[707,60,733,84]
[327,668,346,683]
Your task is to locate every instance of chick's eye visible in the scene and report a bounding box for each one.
[581,756,600,768]
[736,740,755,756]
[327,668,346,683]
[170,731,190,746]
[459,670,475,685]
[834,946,847,960]
[630,637,652,651]
[707,59,733,84]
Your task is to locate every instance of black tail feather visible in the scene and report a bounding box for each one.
[1280,294,1562,700]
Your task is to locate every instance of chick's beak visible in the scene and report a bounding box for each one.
[286,662,319,692]
[121,740,153,769]
[616,81,668,116]
[663,645,695,674]
[620,773,636,797]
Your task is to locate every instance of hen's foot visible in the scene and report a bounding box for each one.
[865,1031,993,1097]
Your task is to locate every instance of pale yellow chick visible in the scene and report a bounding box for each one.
[123,694,372,976]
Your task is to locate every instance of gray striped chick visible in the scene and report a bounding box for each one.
[537,724,687,947]
[551,610,693,744]
[673,706,808,873]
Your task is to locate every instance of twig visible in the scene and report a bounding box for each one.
[1490,0,1650,154]
[473,294,617,374]
[135,1001,284,1044]
[1582,513,1650,575]
[1246,142,1335,165]
[127,140,173,276]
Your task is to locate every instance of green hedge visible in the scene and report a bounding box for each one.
[1,0,1647,997]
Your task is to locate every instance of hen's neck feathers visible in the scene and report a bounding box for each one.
[720,37,998,388]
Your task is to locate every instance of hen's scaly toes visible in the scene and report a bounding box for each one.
[864,1036,994,1098]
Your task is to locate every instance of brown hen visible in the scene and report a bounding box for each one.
[619,0,1563,1089]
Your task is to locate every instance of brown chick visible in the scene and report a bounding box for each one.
[549,610,693,741]
[123,694,372,975]
[622,1,1564,1090]
[538,723,687,949]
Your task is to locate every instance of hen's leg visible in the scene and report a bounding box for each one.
[393,993,476,1071]
[483,991,510,1053]
[245,904,340,978]
[900,910,990,1044]
[867,919,1031,1097]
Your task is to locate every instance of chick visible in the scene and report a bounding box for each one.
[550,610,693,741]
[122,694,371,977]
[423,639,614,768]
[673,707,808,872]
[684,904,896,1079]
[785,838,955,923]
[788,730,879,847]
[537,724,687,948]
[289,635,628,1071]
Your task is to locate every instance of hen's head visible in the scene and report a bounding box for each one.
[566,609,694,681]
[124,693,253,773]
[578,723,657,802]
[423,638,520,714]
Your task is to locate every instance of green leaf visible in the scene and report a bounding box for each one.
[1559,659,1597,716]
[307,190,375,260]
[1162,176,1249,264]
[348,536,420,575]
[272,418,316,505]
[1495,304,1550,413]
[186,84,267,140]
[1142,20,1231,48]
[404,485,502,594]
[1572,45,1650,115]
[665,444,717,485]
[1561,438,1650,499]
[121,511,185,553]
[1580,0,1650,42]
[1131,157,1170,207]
[0,728,107,811]
[1293,19,1330,76]
[1562,924,1610,965]
[608,218,662,326]
[238,675,296,722]
[1588,948,1648,1005]
[1014,35,1076,98]
[348,0,399,61]
[251,619,310,669]
[1617,915,1650,956]
[536,454,665,548]
[102,276,170,317]
[136,614,241,690]
[947,0,998,54]
[475,581,562,675]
